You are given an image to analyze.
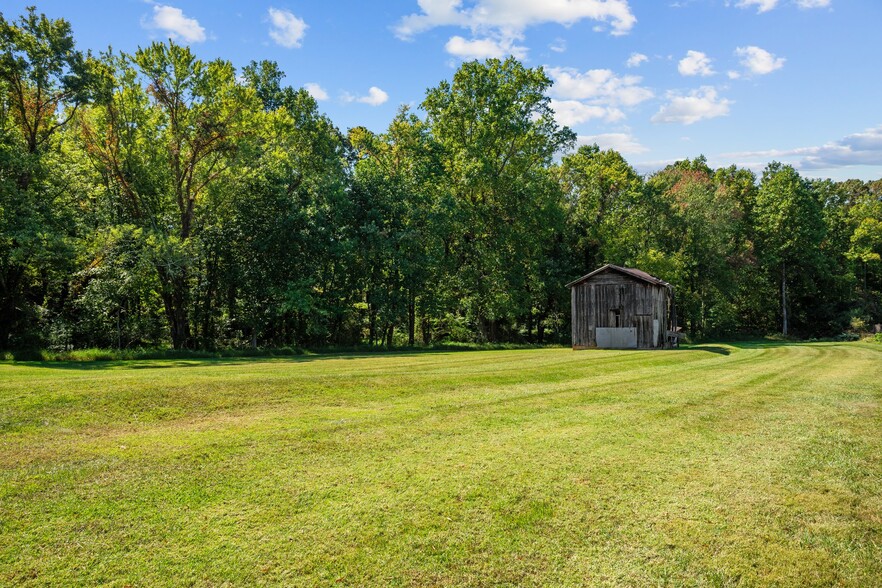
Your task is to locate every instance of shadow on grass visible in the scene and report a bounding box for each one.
[727,340,809,349]
[691,338,849,351]
[10,357,268,371]
[12,339,854,371]
[9,347,487,371]
[676,339,834,354]
[687,345,731,355]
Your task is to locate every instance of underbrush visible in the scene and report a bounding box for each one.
[1,341,562,362]
[1,346,306,362]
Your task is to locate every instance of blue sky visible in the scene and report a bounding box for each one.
[6,0,882,180]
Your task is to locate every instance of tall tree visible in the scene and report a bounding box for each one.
[224,82,350,347]
[422,57,575,340]
[754,163,825,336]
[77,42,258,347]
[350,107,442,346]
[842,179,882,322]
[560,144,645,272]
[644,158,744,337]
[0,7,93,348]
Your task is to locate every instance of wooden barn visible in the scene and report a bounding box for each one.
[567,264,677,349]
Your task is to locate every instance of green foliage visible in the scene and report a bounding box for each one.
[753,163,828,335]
[849,217,882,263]
[74,40,261,348]
[0,6,879,350]
[0,6,95,156]
[421,58,575,341]
[69,225,166,348]
[755,162,825,266]
[0,7,95,349]
[641,158,750,337]
[560,144,645,270]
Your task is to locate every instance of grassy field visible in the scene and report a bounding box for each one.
[1,342,880,586]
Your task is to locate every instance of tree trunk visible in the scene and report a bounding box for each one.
[157,266,191,349]
[201,254,217,347]
[368,301,377,346]
[781,261,789,336]
[0,296,17,351]
[477,316,488,342]
[489,318,500,343]
[421,316,431,346]
[689,273,698,337]
[407,296,416,347]
[700,296,706,338]
[0,265,25,350]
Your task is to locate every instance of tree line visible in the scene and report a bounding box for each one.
[1,8,879,351]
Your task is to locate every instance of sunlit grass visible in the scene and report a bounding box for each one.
[1,342,880,586]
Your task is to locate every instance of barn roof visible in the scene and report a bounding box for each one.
[566,264,671,288]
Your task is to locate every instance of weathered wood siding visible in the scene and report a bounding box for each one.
[571,269,671,349]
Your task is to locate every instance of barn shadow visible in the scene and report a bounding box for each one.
[688,345,731,355]
[726,340,809,349]
[688,339,817,353]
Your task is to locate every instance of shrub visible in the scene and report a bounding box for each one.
[12,348,46,361]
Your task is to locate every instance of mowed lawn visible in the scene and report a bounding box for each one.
[1,343,880,586]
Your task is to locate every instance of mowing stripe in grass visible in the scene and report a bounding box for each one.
[0,342,880,586]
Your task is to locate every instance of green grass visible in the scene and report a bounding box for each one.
[1,342,880,586]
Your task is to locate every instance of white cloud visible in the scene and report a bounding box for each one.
[550,38,567,53]
[445,35,527,60]
[550,100,624,126]
[546,67,653,106]
[626,52,648,68]
[577,132,648,154]
[268,8,307,48]
[735,45,785,75]
[727,70,741,80]
[651,87,732,125]
[722,125,882,170]
[343,86,389,106]
[304,83,328,101]
[546,66,652,127]
[736,0,778,12]
[395,0,637,41]
[840,126,882,152]
[144,5,206,43]
[678,50,714,76]
[736,0,829,12]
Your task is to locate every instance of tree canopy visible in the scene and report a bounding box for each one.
[1,8,879,351]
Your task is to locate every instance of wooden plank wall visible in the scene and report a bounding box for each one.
[571,270,670,349]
